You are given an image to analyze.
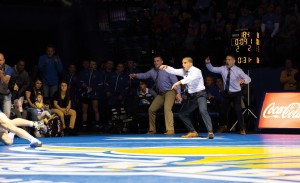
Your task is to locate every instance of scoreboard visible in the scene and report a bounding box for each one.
[231,29,260,68]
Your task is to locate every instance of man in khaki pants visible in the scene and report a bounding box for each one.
[130,55,182,135]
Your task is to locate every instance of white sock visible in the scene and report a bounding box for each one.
[29,121,34,127]
[27,134,35,142]
[8,132,15,144]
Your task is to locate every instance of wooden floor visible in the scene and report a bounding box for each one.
[0,133,300,183]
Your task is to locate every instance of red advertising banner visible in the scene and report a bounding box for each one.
[258,92,300,128]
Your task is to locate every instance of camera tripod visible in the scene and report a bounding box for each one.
[230,70,257,131]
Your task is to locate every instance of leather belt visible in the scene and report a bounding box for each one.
[224,91,240,95]
[188,90,204,97]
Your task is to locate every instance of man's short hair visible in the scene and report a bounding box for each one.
[183,57,193,63]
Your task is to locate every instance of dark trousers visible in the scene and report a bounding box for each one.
[179,90,213,132]
[220,91,245,130]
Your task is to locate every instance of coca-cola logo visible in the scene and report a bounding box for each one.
[263,102,300,119]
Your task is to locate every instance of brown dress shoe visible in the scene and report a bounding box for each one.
[182,131,198,138]
[208,132,214,139]
[146,131,156,134]
[240,129,246,135]
[216,125,228,133]
[164,130,175,135]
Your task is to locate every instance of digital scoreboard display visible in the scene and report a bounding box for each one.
[231,30,260,68]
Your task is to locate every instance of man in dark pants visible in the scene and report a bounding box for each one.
[205,54,251,135]
[160,57,214,139]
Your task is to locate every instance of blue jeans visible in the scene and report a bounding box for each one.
[27,107,39,121]
[27,107,52,121]
[179,91,213,133]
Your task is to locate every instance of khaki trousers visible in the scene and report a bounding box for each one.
[148,90,176,132]
[51,108,76,129]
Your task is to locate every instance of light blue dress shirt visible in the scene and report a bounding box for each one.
[206,64,251,92]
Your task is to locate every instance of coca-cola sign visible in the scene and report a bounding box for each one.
[259,92,300,128]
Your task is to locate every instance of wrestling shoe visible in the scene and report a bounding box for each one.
[30,138,42,148]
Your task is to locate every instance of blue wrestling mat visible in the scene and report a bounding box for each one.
[1,133,300,183]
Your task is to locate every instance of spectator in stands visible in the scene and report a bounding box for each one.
[160,57,214,139]
[10,59,30,119]
[210,11,225,32]
[106,63,129,107]
[99,59,115,127]
[10,59,30,101]
[62,63,79,108]
[38,44,63,100]
[152,8,173,33]
[225,10,238,29]
[25,78,44,121]
[152,0,170,16]
[205,54,251,135]
[194,23,211,63]
[236,7,254,29]
[276,13,298,59]
[129,55,182,135]
[133,80,156,116]
[177,0,194,34]
[34,93,52,137]
[205,75,222,107]
[280,58,298,90]
[79,60,103,130]
[80,60,90,73]
[253,5,265,20]
[103,59,114,84]
[0,53,13,117]
[252,18,262,32]
[125,59,141,116]
[181,25,197,58]
[223,22,234,60]
[261,4,280,63]
[215,77,224,97]
[52,80,78,136]
[125,59,141,97]
[35,93,52,122]
[137,80,156,106]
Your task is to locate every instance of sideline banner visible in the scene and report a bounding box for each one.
[258,92,300,129]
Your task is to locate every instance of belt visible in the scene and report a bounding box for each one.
[224,91,240,95]
[159,90,173,95]
[188,90,204,97]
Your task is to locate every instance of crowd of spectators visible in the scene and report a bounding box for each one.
[102,0,300,70]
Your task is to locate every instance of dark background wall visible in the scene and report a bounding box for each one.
[0,0,296,111]
[0,0,106,72]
